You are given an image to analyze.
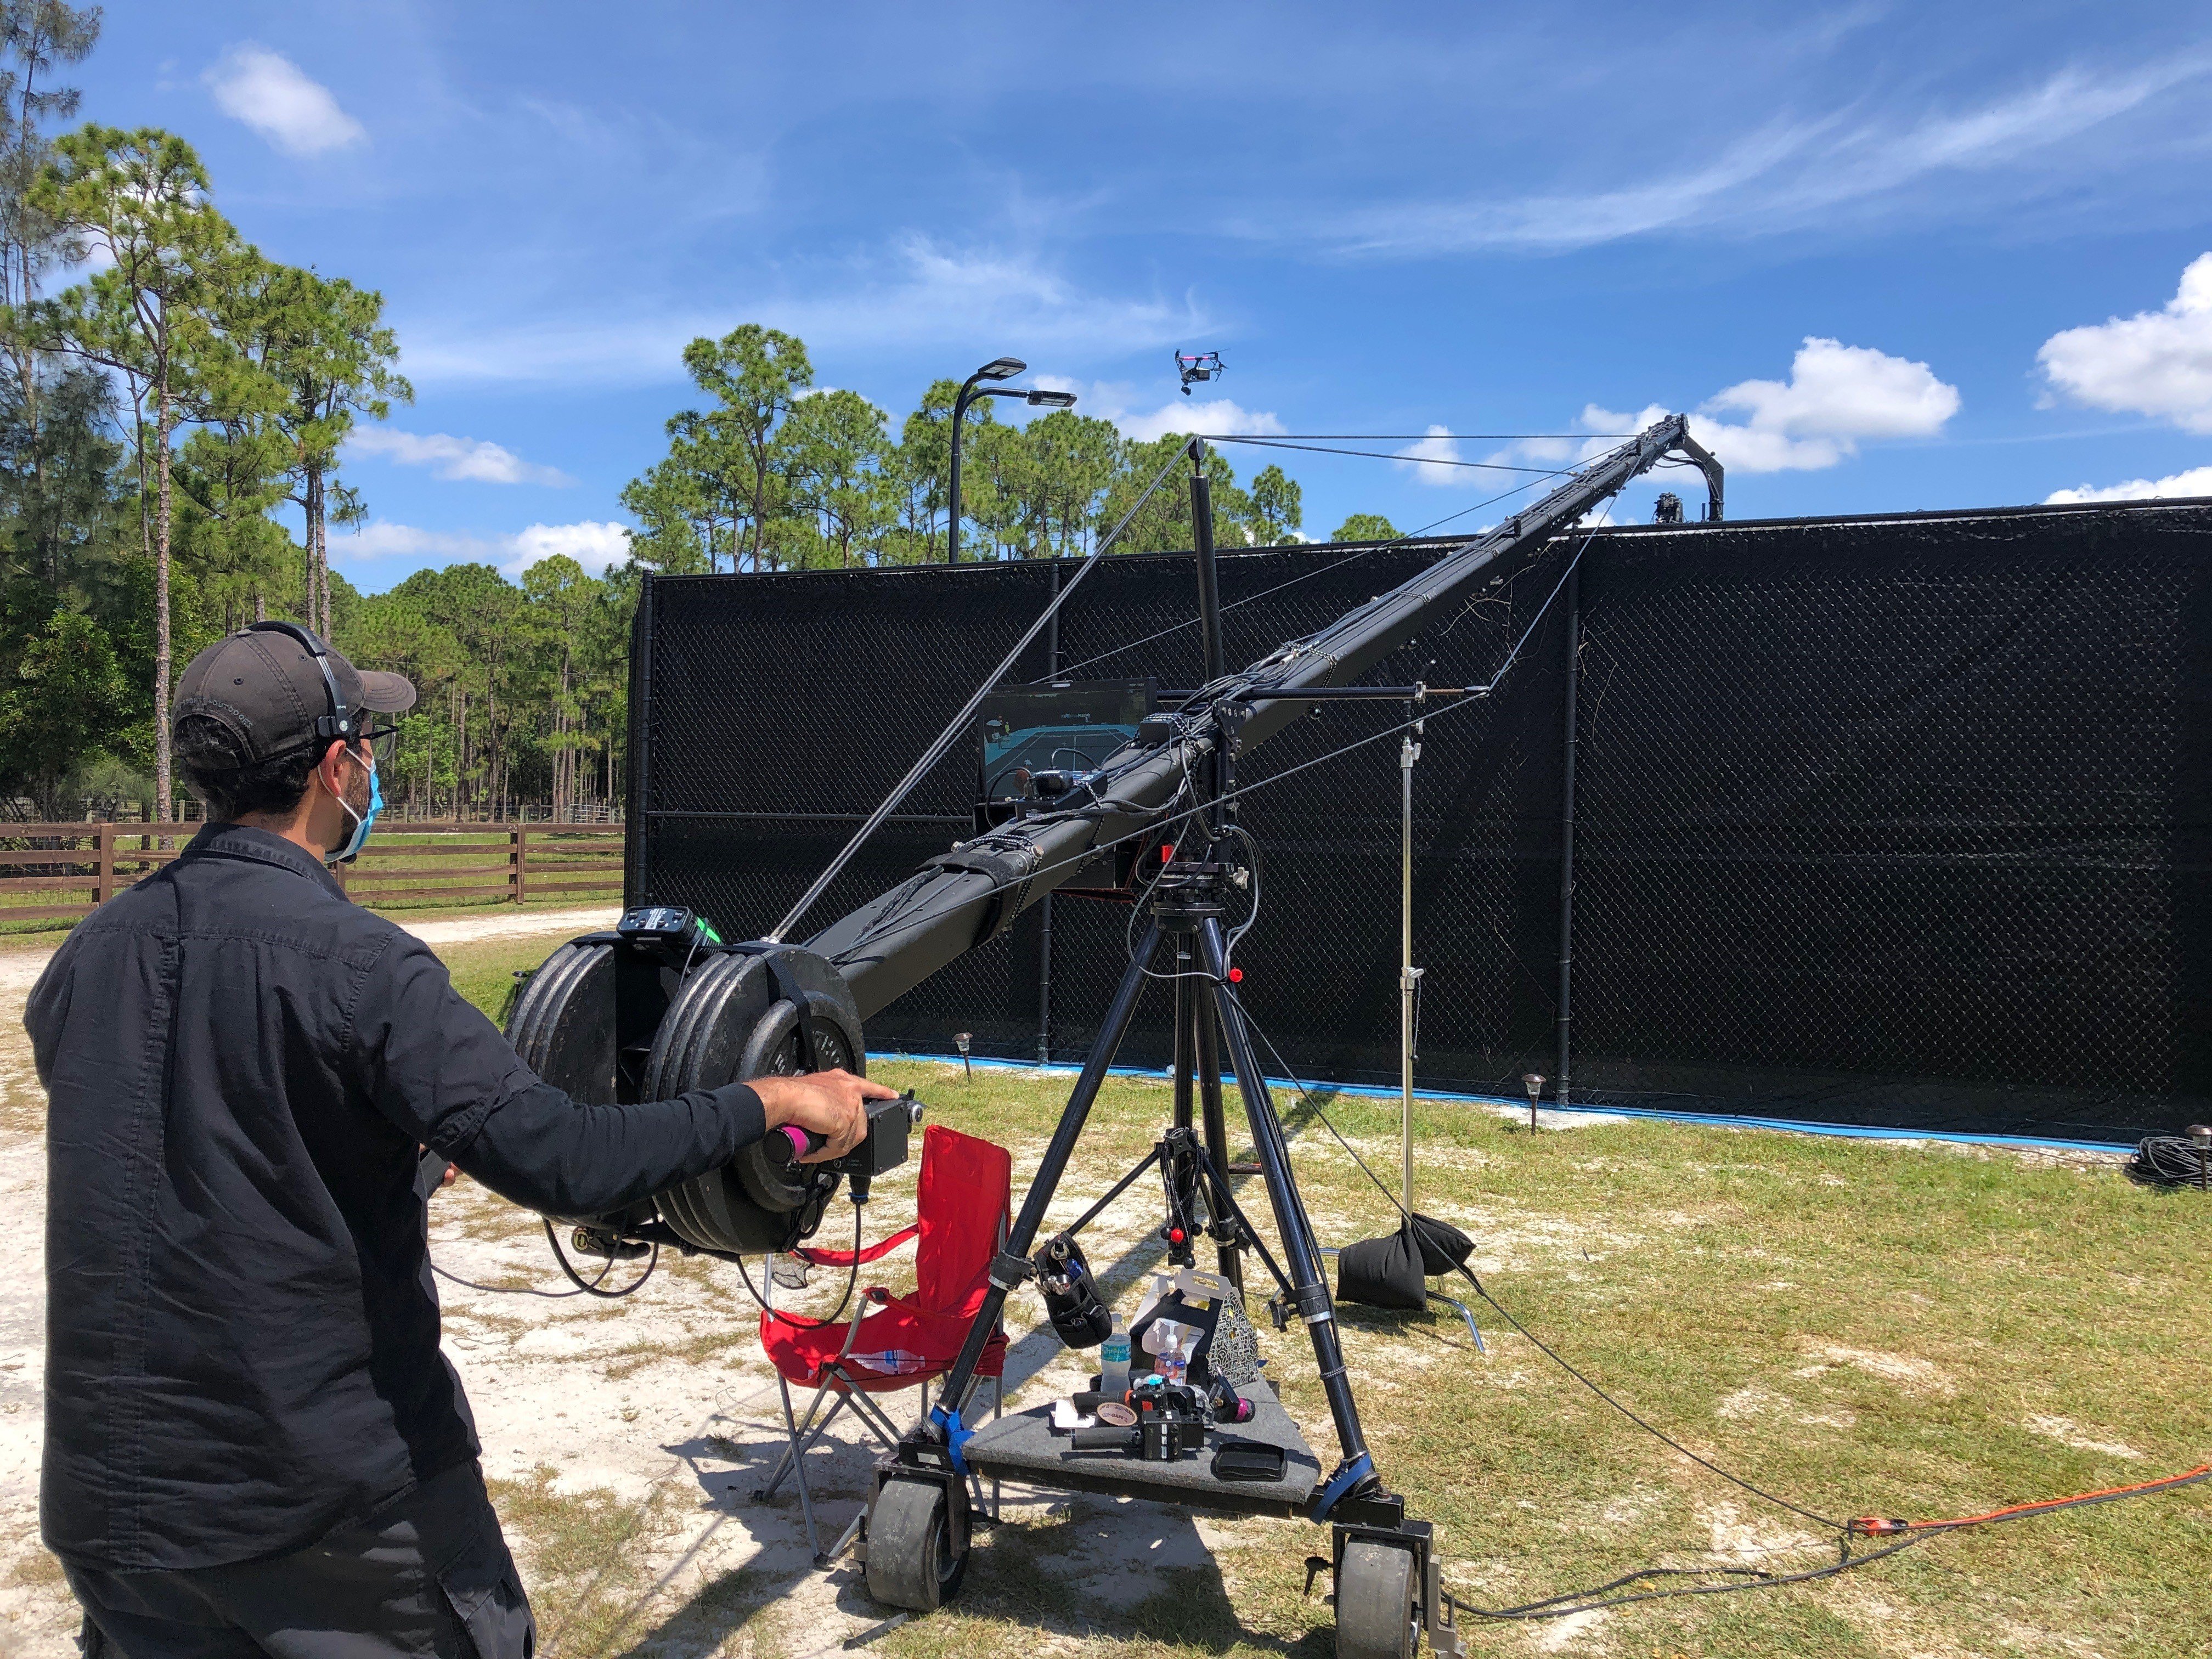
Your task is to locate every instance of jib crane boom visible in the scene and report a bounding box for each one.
[810,411,1719,1018]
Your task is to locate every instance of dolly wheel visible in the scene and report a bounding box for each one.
[1335,1540,1418,1659]
[865,1479,966,1611]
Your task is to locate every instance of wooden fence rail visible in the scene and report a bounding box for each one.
[0,822,625,929]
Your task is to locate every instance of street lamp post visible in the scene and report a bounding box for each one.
[947,357,1077,563]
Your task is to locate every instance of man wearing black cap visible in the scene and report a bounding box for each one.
[25,622,883,1655]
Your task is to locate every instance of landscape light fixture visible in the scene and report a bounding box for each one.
[947,358,1079,562]
[2191,1124,2211,1190]
[1522,1072,1545,1133]
[955,1030,973,1080]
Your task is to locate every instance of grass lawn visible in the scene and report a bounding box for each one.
[428,941,2210,1659]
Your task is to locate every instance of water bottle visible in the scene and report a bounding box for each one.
[1101,1319,1131,1400]
[1162,1329,1188,1387]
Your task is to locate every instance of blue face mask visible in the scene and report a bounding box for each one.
[335,753,383,864]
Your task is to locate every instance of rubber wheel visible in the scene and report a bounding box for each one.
[865,1479,966,1612]
[1336,1540,1418,1659]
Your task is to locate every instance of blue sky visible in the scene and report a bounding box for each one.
[73,1,2212,589]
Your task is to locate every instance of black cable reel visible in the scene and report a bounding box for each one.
[505,911,871,1255]
[647,944,867,1252]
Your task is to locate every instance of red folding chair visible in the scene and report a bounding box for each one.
[754,1124,1012,1560]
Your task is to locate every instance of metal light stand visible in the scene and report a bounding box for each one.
[1400,725,1424,1217]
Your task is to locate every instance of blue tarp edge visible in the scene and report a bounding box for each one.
[867,1051,2135,1156]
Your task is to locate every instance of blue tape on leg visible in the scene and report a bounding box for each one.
[929,1403,972,1475]
[1312,1452,1373,1521]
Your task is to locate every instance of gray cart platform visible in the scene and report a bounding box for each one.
[962,1381,1326,1519]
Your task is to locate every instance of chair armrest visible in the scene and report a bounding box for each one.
[796,1222,920,1268]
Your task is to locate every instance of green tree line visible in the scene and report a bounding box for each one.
[0,9,1403,826]
[620,324,1318,571]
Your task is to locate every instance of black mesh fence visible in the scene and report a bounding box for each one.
[627,499,2212,1144]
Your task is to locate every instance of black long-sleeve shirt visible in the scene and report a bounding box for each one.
[24,823,764,1571]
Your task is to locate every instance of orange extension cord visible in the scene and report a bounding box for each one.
[1850,1463,2212,1536]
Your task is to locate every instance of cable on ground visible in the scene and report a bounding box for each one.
[2124,1135,2211,1188]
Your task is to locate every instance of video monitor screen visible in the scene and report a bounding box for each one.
[977,680,1154,802]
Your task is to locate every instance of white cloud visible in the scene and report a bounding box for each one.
[500,522,632,576]
[337,520,632,577]
[2038,254,2212,435]
[346,427,572,486]
[1115,397,1281,444]
[1328,59,2208,256]
[1506,342,1956,501]
[2044,466,2212,504]
[1030,376,1283,444]
[204,44,365,157]
[1693,337,1958,472]
[400,239,1211,388]
[1396,425,1466,486]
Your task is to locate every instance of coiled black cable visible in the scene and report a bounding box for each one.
[2124,1135,2211,1189]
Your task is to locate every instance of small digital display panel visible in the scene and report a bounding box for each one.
[977,680,1153,803]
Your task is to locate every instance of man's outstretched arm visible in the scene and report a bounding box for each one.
[360,935,883,1218]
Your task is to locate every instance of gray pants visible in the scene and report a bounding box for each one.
[63,1462,534,1658]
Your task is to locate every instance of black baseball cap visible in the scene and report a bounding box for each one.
[173,621,418,765]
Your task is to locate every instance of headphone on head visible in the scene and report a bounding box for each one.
[245,620,366,746]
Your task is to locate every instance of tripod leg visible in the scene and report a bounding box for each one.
[1166,938,1199,1266]
[1196,992,1244,1296]
[928,918,1169,1426]
[1172,937,1195,1135]
[1196,920,1376,1487]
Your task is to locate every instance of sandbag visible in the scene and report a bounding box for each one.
[1335,1213,1475,1312]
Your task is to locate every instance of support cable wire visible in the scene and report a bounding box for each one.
[545,1221,658,1298]
[1203,435,1568,473]
[768,435,1203,942]
[1200,432,1635,442]
[1039,464,1581,685]
[838,531,1592,964]
[1217,988,2210,1616]
[725,1197,867,1330]
[2123,1135,2212,1187]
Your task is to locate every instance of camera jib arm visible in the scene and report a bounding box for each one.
[810,413,1716,1021]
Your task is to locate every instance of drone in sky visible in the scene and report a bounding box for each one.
[1175,349,1224,396]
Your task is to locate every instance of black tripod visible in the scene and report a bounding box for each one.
[904,844,1392,1523]
[896,446,1393,1527]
